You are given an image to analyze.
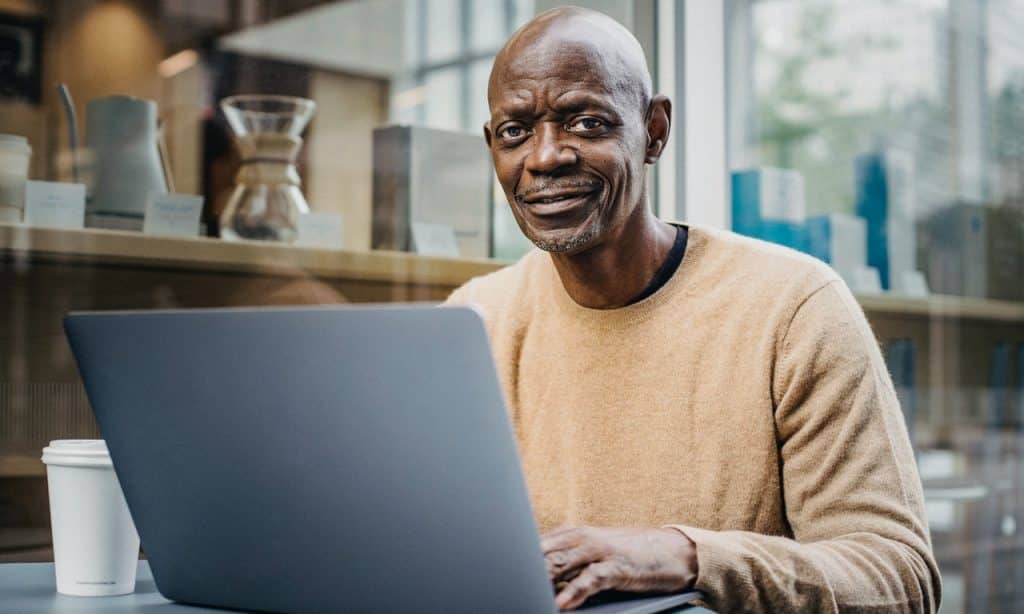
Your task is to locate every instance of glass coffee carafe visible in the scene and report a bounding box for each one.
[219,95,316,242]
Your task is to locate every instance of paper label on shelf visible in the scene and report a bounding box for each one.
[295,212,344,249]
[411,221,460,257]
[143,194,204,238]
[24,181,86,229]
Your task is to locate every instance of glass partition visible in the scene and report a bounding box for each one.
[727,1,1024,610]
[0,0,544,562]
[2,6,1021,613]
[0,0,653,565]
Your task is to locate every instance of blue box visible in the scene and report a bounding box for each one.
[732,168,808,253]
[885,338,916,435]
[855,154,889,287]
[855,151,916,290]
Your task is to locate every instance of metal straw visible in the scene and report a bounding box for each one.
[56,83,79,182]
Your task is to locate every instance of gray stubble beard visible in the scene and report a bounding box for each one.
[530,224,600,254]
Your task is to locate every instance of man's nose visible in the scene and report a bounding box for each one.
[525,123,577,174]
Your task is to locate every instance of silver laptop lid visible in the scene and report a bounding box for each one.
[65,305,556,613]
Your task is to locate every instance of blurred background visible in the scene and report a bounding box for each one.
[0,1,1021,612]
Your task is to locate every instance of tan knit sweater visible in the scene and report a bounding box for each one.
[445,226,940,613]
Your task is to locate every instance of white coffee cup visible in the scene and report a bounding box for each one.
[0,134,31,223]
[41,440,140,597]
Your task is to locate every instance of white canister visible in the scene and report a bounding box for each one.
[41,440,140,597]
[0,134,31,223]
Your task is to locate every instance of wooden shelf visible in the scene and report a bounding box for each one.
[2,223,1023,321]
[857,292,1024,323]
[0,222,506,287]
[0,456,44,478]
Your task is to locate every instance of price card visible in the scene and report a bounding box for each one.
[24,181,86,229]
[411,221,460,257]
[295,212,344,249]
[143,194,204,238]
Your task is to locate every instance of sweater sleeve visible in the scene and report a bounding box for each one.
[670,280,941,613]
[442,279,476,306]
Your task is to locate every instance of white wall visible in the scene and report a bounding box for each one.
[306,71,389,251]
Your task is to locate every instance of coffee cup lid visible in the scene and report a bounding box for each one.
[0,134,30,155]
[41,439,113,468]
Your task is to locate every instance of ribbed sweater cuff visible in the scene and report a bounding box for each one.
[664,524,737,601]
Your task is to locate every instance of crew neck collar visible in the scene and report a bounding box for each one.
[546,224,707,326]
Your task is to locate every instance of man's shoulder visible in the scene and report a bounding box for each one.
[689,225,841,302]
[443,248,549,313]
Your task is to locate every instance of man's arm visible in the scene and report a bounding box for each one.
[669,279,941,612]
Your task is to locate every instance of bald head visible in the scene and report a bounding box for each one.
[484,6,671,256]
[489,7,653,114]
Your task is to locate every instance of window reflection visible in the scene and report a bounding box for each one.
[0,0,533,563]
[728,1,1024,611]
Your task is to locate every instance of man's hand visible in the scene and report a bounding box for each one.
[542,526,698,611]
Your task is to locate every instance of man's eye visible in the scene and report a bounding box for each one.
[567,117,605,133]
[500,125,527,140]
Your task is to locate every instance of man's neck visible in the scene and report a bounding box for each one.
[549,205,678,309]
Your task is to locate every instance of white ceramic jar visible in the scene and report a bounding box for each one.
[0,134,31,223]
[85,96,166,220]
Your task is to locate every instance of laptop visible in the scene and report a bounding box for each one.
[65,305,702,613]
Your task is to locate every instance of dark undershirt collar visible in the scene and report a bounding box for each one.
[627,224,688,305]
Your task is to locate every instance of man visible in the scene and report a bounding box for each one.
[446,7,941,613]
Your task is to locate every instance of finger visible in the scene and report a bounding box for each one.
[546,543,603,583]
[555,561,620,611]
[554,566,582,591]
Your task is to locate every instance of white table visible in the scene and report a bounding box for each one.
[0,560,713,613]
[1,561,224,612]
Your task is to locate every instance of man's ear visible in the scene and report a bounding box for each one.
[483,122,493,148]
[644,95,671,164]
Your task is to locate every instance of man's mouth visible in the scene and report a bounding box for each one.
[519,184,602,216]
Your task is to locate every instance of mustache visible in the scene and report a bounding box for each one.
[515,180,603,202]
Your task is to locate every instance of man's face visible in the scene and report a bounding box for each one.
[486,42,650,254]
